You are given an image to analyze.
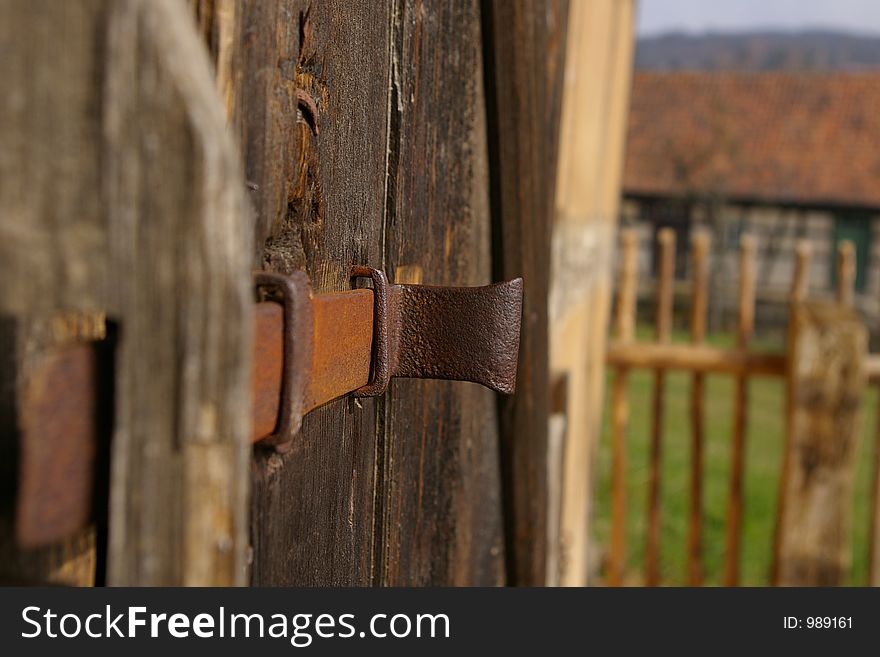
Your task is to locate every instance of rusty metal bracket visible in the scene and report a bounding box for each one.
[350,266,392,397]
[253,267,523,442]
[350,266,523,397]
[253,271,313,452]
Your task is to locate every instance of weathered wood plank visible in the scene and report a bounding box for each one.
[549,0,635,587]
[836,240,856,307]
[238,1,391,586]
[775,302,866,585]
[378,0,504,586]
[103,0,252,586]
[0,0,253,586]
[770,240,811,585]
[482,0,569,587]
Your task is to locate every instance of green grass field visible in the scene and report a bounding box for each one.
[592,326,878,586]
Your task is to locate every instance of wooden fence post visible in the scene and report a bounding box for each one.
[687,232,709,586]
[645,228,675,586]
[776,301,866,585]
[723,235,756,586]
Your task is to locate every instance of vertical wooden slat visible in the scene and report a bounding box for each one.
[0,0,252,586]
[687,231,709,586]
[608,228,637,586]
[837,240,856,307]
[483,0,570,586]
[380,0,505,586]
[723,235,756,586]
[549,0,636,588]
[771,240,811,585]
[245,0,391,586]
[645,227,675,586]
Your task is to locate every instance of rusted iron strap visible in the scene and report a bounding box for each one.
[254,268,523,447]
[350,267,522,398]
[15,268,522,547]
[249,287,375,445]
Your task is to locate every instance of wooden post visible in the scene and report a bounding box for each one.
[688,231,709,586]
[645,228,675,586]
[723,235,756,586]
[549,0,636,588]
[775,301,866,585]
[608,229,638,586]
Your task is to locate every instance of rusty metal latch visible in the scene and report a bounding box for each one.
[254,267,523,450]
[15,267,523,546]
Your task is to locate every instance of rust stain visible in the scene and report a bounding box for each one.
[17,344,97,548]
[303,290,373,411]
[250,303,284,442]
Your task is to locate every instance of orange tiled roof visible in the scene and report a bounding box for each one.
[623,72,880,209]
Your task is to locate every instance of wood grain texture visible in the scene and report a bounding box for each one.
[199,0,518,587]
[482,0,569,586]
[776,302,866,586]
[0,0,108,586]
[0,0,253,586]
[379,0,504,586]
[103,0,252,586]
[237,0,390,586]
[549,0,635,587]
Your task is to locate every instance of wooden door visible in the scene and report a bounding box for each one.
[0,0,567,586]
[197,0,568,587]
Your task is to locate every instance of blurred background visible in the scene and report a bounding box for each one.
[587,0,880,586]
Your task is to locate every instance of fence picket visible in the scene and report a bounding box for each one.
[723,235,756,586]
[688,232,709,586]
[609,230,638,586]
[645,228,675,586]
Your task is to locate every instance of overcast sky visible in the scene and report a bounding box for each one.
[637,0,880,36]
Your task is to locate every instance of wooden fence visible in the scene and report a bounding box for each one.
[605,227,880,586]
